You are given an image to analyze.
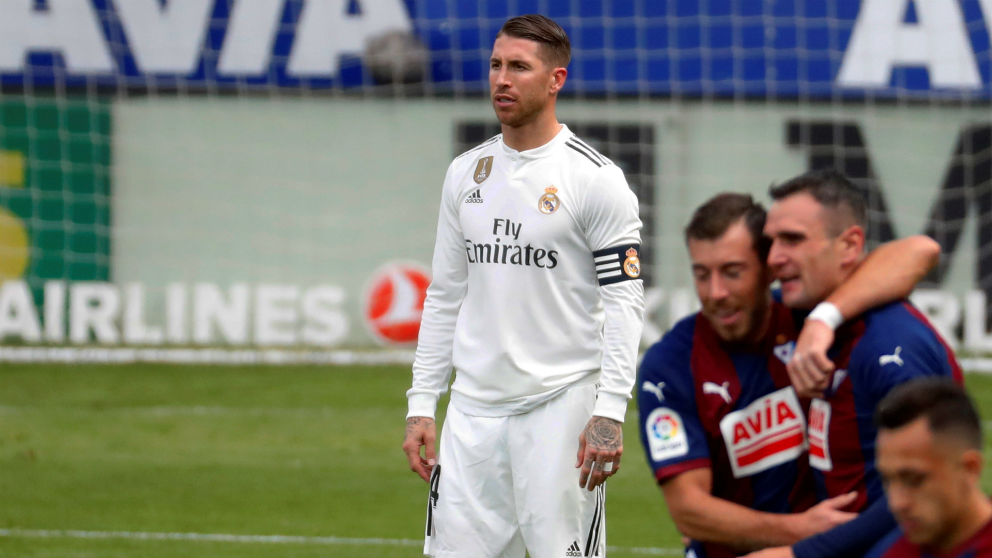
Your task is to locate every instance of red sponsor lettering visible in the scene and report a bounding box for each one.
[776,401,797,423]
[733,399,800,444]
[809,408,825,431]
[733,422,749,444]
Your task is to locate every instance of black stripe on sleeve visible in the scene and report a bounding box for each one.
[592,244,642,286]
[571,137,609,166]
[567,140,604,167]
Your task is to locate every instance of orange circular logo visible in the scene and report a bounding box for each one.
[363,263,431,345]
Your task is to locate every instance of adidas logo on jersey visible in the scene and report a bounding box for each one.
[566,541,582,557]
[465,189,484,203]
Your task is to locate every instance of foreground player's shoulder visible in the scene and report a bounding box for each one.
[453,134,501,163]
[851,300,960,389]
[441,134,501,195]
[563,133,615,170]
[858,300,946,350]
[563,134,628,192]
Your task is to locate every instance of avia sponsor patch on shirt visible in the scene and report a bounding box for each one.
[645,407,689,461]
[808,398,833,471]
[718,387,807,478]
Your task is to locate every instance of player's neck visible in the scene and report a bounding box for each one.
[502,114,562,152]
[937,491,992,552]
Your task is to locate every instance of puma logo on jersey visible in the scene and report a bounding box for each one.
[879,346,904,367]
[703,381,732,404]
[465,188,484,203]
[642,381,666,402]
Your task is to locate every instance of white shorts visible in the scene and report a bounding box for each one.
[424,382,606,558]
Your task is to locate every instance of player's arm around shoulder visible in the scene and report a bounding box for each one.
[789,235,940,398]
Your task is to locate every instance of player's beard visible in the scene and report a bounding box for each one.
[492,94,546,129]
[708,299,771,346]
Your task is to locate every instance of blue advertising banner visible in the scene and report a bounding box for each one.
[0,0,990,98]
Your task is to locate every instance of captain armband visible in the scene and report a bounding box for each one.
[593,244,642,286]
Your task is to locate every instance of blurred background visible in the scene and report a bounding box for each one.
[1,1,991,556]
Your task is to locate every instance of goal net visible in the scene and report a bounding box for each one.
[0,0,990,362]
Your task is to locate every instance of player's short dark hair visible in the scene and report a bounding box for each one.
[769,169,868,236]
[685,192,770,263]
[875,377,982,450]
[497,14,571,69]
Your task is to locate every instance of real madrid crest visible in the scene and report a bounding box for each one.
[538,186,560,214]
[473,156,494,184]
[623,247,641,278]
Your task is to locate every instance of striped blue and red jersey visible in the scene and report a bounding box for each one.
[805,299,963,512]
[638,300,815,558]
[871,517,992,557]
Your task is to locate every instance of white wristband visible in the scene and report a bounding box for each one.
[806,301,844,331]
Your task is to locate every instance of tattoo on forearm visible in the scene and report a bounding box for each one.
[406,416,434,437]
[586,417,622,450]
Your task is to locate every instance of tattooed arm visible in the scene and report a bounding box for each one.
[576,415,623,491]
[403,416,437,483]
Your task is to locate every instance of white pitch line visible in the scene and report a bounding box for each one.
[0,528,683,555]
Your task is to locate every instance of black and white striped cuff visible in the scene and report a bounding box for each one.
[593,244,642,286]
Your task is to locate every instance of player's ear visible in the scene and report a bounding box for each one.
[838,224,865,266]
[549,67,567,94]
[961,447,983,479]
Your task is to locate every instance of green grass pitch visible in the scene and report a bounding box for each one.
[2,363,992,557]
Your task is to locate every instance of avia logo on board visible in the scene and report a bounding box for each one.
[363,262,430,345]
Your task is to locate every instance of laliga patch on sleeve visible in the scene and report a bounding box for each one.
[645,407,689,462]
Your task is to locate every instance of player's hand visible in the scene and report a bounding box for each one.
[739,545,795,558]
[788,319,836,398]
[402,416,436,483]
[575,416,622,491]
[792,490,858,539]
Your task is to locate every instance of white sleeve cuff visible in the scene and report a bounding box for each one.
[406,393,439,419]
[592,392,629,423]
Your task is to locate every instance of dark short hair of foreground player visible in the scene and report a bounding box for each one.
[870,377,992,557]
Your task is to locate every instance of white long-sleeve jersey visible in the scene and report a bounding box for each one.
[407,125,645,422]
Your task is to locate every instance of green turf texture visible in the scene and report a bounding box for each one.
[1,363,991,557]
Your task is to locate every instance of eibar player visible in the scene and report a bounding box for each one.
[637,193,939,557]
[870,377,992,557]
[744,169,961,558]
[402,15,644,558]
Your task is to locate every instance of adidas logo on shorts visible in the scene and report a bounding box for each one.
[566,540,582,557]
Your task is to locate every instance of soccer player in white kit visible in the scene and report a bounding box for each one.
[402,14,645,558]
